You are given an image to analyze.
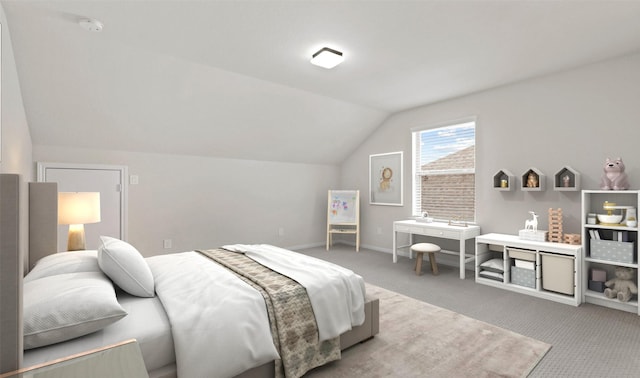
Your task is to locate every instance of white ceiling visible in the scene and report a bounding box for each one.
[4,1,640,164]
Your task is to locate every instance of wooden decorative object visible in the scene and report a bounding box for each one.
[548,208,563,243]
[564,233,581,245]
[521,168,546,191]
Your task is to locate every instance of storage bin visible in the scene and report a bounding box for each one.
[510,266,535,288]
[507,248,536,262]
[590,239,635,263]
[588,280,606,293]
[515,259,535,269]
[591,268,606,282]
[541,252,575,295]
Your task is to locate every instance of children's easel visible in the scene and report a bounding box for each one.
[326,190,360,251]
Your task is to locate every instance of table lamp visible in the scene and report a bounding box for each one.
[58,192,101,251]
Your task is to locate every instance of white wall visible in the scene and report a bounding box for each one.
[340,52,640,254]
[33,146,339,256]
[36,52,640,257]
[1,4,34,267]
[0,6,32,176]
[10,8,640,259]
[4,1,338,260]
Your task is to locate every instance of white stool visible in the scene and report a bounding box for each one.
[411,243,440,275]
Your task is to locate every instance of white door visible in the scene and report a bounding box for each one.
[37,163,128,252]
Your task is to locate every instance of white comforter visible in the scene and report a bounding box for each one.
[222,244,366,341]
[147,252,279,378]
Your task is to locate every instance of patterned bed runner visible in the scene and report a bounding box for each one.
[197,249,340,378]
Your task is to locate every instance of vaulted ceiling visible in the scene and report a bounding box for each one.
[4,1,640,164]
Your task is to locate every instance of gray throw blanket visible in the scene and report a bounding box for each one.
[198,249,341,378]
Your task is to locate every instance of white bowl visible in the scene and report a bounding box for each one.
[597,214,623,224]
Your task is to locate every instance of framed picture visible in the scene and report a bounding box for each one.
[369,151,403,206]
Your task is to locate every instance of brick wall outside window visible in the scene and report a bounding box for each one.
[418,145,475,222]
[420,173,475,221]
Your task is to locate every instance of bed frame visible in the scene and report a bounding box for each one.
[0,174,22,374]
[235,295,379,378]
[0,178,379,377]
[1,177,56,374]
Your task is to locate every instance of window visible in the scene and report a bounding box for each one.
[412,120,476,222]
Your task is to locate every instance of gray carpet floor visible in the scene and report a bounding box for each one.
[298,245,640,377]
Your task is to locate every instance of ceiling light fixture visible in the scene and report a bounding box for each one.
[79,18,104,32]
[310,47,344,69]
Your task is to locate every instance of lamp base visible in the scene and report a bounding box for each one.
[67,224,86,251]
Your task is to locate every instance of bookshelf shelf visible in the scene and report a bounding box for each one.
[582,190,640,314]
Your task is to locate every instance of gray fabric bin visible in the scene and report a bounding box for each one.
[511,266,535,288]
[590,239,634,263]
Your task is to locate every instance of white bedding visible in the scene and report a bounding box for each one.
[223,244,366,341]
[24,246,366,378]
[146,252,280,378]
[23,293,175,372]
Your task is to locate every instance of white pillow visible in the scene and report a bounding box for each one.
[25,250,100,283]
[24,272,127,349]
[98,236,155,297]
[480,258,505,273]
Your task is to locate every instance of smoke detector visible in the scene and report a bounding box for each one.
[79,18,103,32]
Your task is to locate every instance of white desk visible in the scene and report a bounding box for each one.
[393,220,481,279]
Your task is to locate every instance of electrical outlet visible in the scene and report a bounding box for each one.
[278,227,285,236]
[377,227,382,235]
[163,239,172,249]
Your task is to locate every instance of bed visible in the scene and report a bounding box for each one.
[11,180,379,378]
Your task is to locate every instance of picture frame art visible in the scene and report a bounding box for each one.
[369,151,403,206]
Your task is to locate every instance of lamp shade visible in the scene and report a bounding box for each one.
[58,192,101,225]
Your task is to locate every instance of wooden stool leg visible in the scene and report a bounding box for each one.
[415,252,423,275]
[429,252,439,275]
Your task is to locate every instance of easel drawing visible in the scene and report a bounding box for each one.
[326,190,360,251]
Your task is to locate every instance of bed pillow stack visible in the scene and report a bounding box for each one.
[23,251,126,349]
[23,237,155,350]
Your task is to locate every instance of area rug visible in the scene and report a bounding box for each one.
[306,283,551,377]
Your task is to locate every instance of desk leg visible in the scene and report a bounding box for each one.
[392,230,397,263]
[409,233,414,259]
[459,239,465,279]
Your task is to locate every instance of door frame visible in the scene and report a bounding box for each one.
[36,162,129,242]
